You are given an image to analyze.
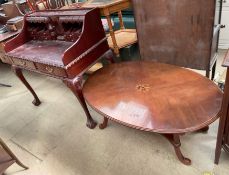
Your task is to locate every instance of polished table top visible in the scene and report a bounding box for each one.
[83,61,223,133]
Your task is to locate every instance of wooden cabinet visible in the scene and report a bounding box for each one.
[219,0,229,49]
[132,0,223,79]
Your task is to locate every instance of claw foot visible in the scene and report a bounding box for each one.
[32,99,41,106]
[86,119,97,129]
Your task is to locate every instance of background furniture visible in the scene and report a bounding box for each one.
[83,61,223,165]
[65,0,137,57]
[215,49,229,164]
[219,0,229,49]
[131,0,223,79]
[0,138,28,175]
[1,9,112,129]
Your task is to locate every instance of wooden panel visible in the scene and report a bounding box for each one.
[132,0,216,70]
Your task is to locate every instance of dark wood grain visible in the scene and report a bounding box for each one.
[83,61,222,133]
[131,0,222,78]
[83,61,223,165]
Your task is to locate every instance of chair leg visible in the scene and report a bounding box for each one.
[11,65,41,106]
[63,76,97,129]
[0,138,28,169]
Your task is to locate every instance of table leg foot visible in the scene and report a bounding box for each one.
[99,117,108,129]
[163,134,191,165]
[86,118,97,129]
[12,65,41,107]
[64,77,97,129]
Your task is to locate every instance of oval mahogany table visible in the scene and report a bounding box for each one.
[83,61,223,165]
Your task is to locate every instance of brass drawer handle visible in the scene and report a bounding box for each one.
[19,60,26,66]
[45,66,54,73]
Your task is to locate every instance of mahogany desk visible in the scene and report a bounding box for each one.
[1,9,112,129]
[83,61,223,165]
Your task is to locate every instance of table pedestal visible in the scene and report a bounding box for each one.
[99,117,209,165]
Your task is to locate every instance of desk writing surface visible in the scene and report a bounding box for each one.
[7,40,73,66]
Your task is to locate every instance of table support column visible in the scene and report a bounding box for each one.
[163,134,191,165]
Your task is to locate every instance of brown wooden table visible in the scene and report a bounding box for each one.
[83,61,223,165]
[62,0,137,57]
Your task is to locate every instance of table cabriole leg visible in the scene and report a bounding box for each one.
[63,77,97,129]
[163,134,191,165]
[11,65,41,106]
[0,138,28,169]
[99,117,108,129]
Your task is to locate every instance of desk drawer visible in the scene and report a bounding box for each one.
[12,58,36,69]
[35,63,67,77]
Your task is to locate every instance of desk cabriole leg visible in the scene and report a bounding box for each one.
[11,65,41,106]
[99,117,108,129]
[0,138,28,169]
[64,77,97,129]
[163,134,191,165]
